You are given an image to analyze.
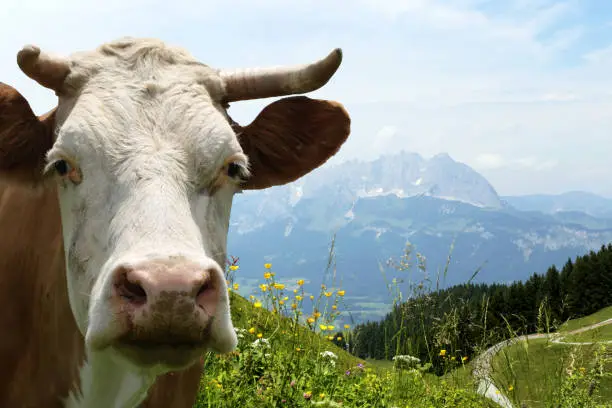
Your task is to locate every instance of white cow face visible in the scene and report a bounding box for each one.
[48,59,244,370]
[8,37,351,374]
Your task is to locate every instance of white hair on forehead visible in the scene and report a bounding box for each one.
[62,37,227,102]
[52,36,243,183]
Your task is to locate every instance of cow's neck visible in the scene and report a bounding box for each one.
[65,351,157,408]
[0,182,83,406]
[0,182,156,408]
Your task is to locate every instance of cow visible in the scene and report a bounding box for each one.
[0,37,350,408]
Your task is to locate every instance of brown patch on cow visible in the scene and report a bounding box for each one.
[0,82,55,184]
[234,95,351,190]
[0,181,84,407]
[141,361,204,408]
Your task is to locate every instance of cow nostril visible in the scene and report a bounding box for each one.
[115,270,147,305]
[195,277,218,314]
[197,281,211,296]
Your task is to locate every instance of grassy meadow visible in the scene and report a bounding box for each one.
[564,324,612,343]
[559,306,612,333]
[490,307,612,408]
[191,244,611,407]
[193,261,496,407]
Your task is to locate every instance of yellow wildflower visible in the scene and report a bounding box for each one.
[309,295,315,300]
[297,279,305,286]
[257,333,263,338]
[259,284,268,292]
[264,263,272,269]
[248,327,256,334]
[462,356,468,362]
[327,325,335,330]
[337,290,345,296]
[319,324,328,331]
[264,272,272,279]
[291,303,297,309]
[439,349,446,357]
[273,283,285,290]
[254,302,262,308]
[279,300,284,305]
[344,324,350,329]
[508,385,514,391]
[327,336,334,341]
[296,295,303,301]
[307,317,315,324]
[229,265,239,271]
[233,283,239,290]
[324,291,332,297]
[313,311,321,318]
[332,305,337,310]
[337,336,342,341]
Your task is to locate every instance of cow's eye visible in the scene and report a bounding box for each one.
[226,162,248,182]
[227,163,241,178]
[51,159,82,184]
[54,160,70,176]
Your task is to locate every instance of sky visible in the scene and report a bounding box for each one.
[2,0,612,197]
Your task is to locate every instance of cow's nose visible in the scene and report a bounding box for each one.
[111,260,221,315]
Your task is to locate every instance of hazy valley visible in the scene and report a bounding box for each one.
[227,151,612,323]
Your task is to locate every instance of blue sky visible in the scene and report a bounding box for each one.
[2,0,612,197]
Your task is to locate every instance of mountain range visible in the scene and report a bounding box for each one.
[227,151,612,323]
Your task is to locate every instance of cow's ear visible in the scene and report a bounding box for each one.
[234,96,350,190]
[0,82,55,184]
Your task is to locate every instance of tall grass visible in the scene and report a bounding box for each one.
[351,240,611,407]
[193,237,494,407]
[193,238,610,407]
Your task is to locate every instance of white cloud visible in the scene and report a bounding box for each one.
[539,92,579,102]
[514,157,559,171]
[474,154,506,170]
[474,154,558,172]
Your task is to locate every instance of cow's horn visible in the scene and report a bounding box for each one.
[17,45,71,94]
[219,48,343,102]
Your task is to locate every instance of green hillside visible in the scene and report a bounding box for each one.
[490,306,612,407]
[560,306,612,333]
[564,324,612,342]
[195,243,612,407]
[192,263,496,407]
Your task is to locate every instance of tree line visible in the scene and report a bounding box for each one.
[346,243,612,374]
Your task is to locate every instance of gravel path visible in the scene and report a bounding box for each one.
[472,317,612,408]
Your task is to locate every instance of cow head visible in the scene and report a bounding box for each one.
[0,37,350,374]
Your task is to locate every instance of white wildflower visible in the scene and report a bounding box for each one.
[392,354,420,370]
[319,351,338,360]
[252,338,270,348]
